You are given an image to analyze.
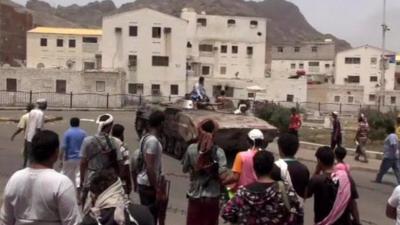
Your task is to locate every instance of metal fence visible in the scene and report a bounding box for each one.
[0,90,398,114]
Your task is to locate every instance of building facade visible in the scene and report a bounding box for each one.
[102,8,187,97]
[271,40,335,83]
[181,8,267,82]
[0,2,33,66]
[335,45,397,105]
[27,27,102,71]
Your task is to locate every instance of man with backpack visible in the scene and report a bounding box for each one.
[182,119,228,225]
[79,114,125,208]
[134,111,166,225]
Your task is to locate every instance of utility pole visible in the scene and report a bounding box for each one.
[379,0,390,109]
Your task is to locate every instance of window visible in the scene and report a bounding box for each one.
[311,46,318,52]
[345,57,361,64]
[84,62,95,70]
[334,96,340,102]
[6,78,17,92]
[299,63,304,69]
[391,96,396,104]
[199,44,213,52]
[347,75,360,83]
[221,45,227,53]
[290,63,296,69]
[197,18,207,27]
[151,84,161,96]
[170,85,179,95]
[128,83,143,94]
[220,66,227,75]
[69,39,76,48]
[96,81,105,92]
[187,42,192,48]
[232,46,238,54]
[248,92,255,98]
[308,62,320,67]
[294,47,300,52]
[115,27,122,33]
[202,66,210,75]
[129,26,138,37]
[369,94,376,102]
[83,37,98,43]
[250,20,258,28]
[277,47,283,52]
[247,46,253,55]
[128,55,137,69]
[152,27,161,38]
[152,56,169,66]
[325,64,330,68]
[40,38,47,47]
[348,96,354,103]
[57,39,63,47]
[56,80,66,93]
[371,57,377,65]
[286,94,294,102]
[370,76,378,82]
[227,19,236,27]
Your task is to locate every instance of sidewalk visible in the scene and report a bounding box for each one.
[268,142,381,173]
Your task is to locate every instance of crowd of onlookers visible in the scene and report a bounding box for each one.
[1,100,400,225]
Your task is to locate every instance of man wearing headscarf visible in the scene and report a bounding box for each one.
[79,114,125,208]
[182,119,228,225]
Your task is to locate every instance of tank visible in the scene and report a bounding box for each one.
[135,99,279,163]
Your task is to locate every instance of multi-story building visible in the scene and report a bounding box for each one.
[271,40,336,83]
[0,1,33,66]
[181,8,267,96]
[27,27,102,70]
[335,45,397,105]
[102,8,187,97]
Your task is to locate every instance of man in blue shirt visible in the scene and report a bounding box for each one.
[60,117,87,187]
[376,125,400,184]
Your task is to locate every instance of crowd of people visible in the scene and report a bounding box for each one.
[2,99,400,225]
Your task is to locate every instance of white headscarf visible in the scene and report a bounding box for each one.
[96,114,114,134]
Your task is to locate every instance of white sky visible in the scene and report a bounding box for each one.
[11,0,400,51]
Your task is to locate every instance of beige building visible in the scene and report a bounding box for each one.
[27,27,102,70]
[101,8,188,97]
[271,40,335,83]
[335,45,397,105]
[181,8,267,82]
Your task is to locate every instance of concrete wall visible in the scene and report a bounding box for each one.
[27,32,101,71]
[181,8,266,80]
[0,68,125,108]
[102,8,187,96]
[335,45,396,104]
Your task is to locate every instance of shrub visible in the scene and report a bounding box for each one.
[360,108,397,141]
[255,102,293,132]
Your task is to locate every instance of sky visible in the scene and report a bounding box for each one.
[11,0,400,51]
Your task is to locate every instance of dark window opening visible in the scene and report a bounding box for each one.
[250,20,258,28]
[152,56,169,66]
[277,47,283,52]
[129,26,138,37]
[199,44,213,52]
[6,78,17,92]
[286,94,294,102]
[345,57,361,64]
[227,19,236,26]
[247,46,253,55]
[128,83,143,94]
[294,47,300,52]
[221,45,227,53]
[347,75,360,83]
[152,27,161,38]
[56,80,66,93]
[69,39,76,48]
[128,55,137,69]
[202,66,210,75]
[82,37,98,43]
[151,84,161,96]
[232,46,238,54]
[57,39,63,47]
[170,85,179,95]
[197,18,207,26]
[40,38,47,47]
[84,62,95,70]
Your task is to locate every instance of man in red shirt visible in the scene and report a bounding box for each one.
[289,108,302,137]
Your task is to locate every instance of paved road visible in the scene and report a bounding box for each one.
[0,110,397,225]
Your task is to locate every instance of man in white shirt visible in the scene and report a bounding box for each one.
[24,99,47,167]
[10,103,35,167]
[0,130,81,225]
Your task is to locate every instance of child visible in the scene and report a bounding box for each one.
[334,146,350,173]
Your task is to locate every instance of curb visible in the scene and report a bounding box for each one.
[300,141,383,160]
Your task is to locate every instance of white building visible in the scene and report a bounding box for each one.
[27,27,102,70]
[181,8,267,83]
[102,8,187,96]
[335,45,397,105]
[271,40,336,83]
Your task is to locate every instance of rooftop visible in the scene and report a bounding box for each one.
[28,27,102,36]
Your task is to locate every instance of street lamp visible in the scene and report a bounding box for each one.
[379,0,390,109]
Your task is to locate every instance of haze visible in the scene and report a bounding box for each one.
[11,0,400,52]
